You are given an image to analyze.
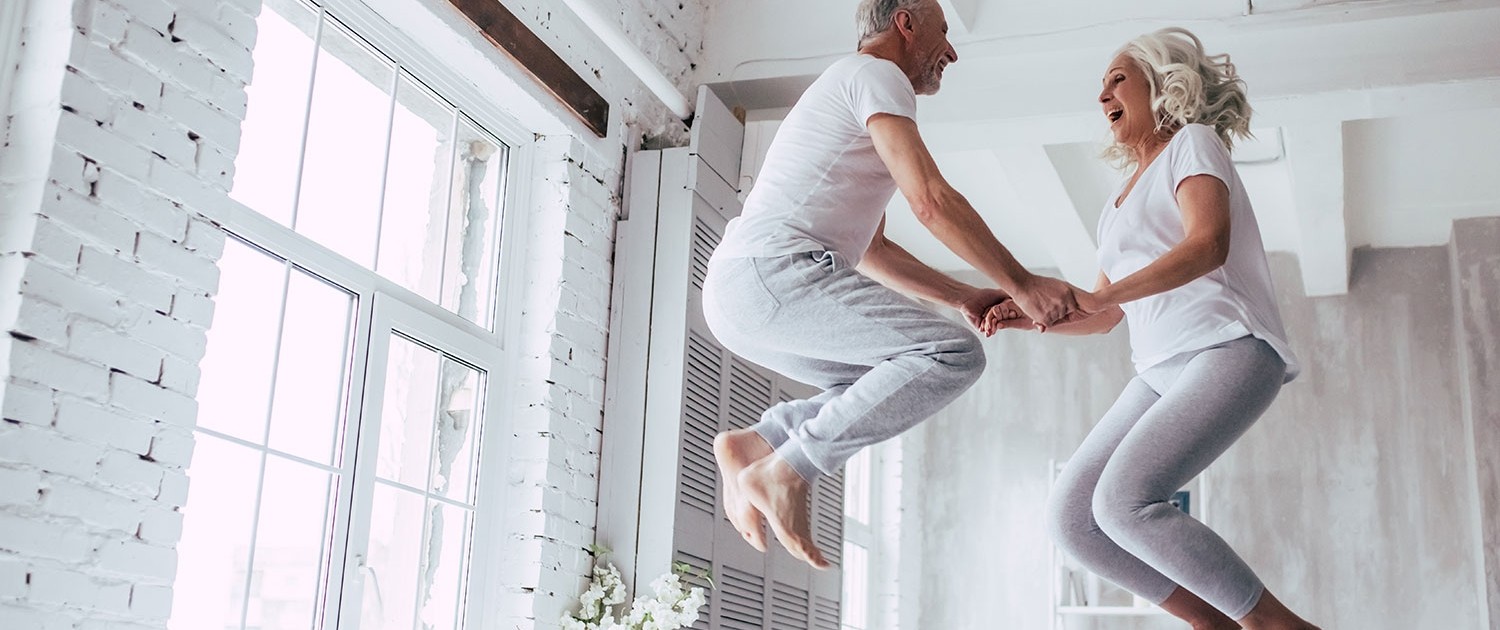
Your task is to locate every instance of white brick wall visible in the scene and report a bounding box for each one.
[0,0,251,626]
[1,0,701,627]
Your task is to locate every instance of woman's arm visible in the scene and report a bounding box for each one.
[1080,173,1232,313]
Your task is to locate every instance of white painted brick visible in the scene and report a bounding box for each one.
[69,40,164,114]
[49,146,92,197]
[156,469,189,507]
[169,13,253,81]
[109,372,196,426]
[182,218,225,259]
[111,104,196,168]
[77,0,130,44]
[135,506,183,546]
[147,157,229,219]
[160,86,241,149]
[23,565,97,608]
[95,539,175,583]
[42,188,140,255]
[134,231,219,295]
[0,556,28,599]
[11,298,71,350]
[167,290,214,328]
[59,70,117,125]
[0,467,43,507]
[97,450,165,499]
[194,141,236,190]
[215,3,259,50]
[0,512,95,562]
[77,248,173,315]
[55,397,156,455]
[118,22,219,96]
[20,261,127,327]
[0,381,54,427]
[156,354,199,396]
[93,169,190,243]
[8,340,111,401]
[128,582,173,618]
[41,476,145,533]
[69,319,166,380]
[125,308,207,362]
[203,73,249,122]
[55,109,152,183]
[109,0,175,34]
[145,429,193,469]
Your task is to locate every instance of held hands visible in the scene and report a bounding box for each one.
[956,288,1013,336]
[986,278,1115,334]
[979,299,1033,335]
[1010,275,1082,331]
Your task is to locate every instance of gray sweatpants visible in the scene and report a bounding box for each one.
[1047,335,1286,619]
[702,251,986,481]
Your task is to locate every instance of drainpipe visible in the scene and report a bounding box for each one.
[557,0,695,121]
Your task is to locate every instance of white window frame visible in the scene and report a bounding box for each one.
[842,445,880,630]
[179,0,546,626]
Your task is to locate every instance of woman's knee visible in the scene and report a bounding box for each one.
[1046,478,1096,551]
[1091,474,1148,537]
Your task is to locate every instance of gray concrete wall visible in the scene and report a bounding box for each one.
[1453,217,1500,630]
[909,241,1495,629]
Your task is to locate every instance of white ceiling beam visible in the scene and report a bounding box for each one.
[989,145,1100,288]
[1283,122,1350,297]
[937,0,980,35]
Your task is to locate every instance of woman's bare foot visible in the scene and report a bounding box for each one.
[713,429,773,551]
[1238,590,1319,630]
[739,455,830,569]
[1159,587,1241,630]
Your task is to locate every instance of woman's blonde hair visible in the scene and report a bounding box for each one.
[1104,27,1253,168]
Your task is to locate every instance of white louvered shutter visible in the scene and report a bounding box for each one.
[625,86,844,630]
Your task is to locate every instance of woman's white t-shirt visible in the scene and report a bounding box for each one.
[714,55,917,267]
[1096,124,1300,382]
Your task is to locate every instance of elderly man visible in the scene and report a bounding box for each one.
[703,0,1078,568]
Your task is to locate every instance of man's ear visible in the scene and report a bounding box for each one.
[893,9,917,40]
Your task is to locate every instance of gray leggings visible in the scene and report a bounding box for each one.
[1047,336,1286,620]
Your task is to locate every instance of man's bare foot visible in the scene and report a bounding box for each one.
[713,429,774,551]
[739,455,830,569]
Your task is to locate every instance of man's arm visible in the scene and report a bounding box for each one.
[867,113,1078,327]
[859,217,1010,332]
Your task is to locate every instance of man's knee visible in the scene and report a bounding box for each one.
[940,330,987,383]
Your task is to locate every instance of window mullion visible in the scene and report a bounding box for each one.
[318,288,375,630]
[369,65,402,272]
[288,7,326,231]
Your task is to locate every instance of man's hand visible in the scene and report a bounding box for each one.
[955,287,1011,336]
[1010,275,1081,329]
[980,300,1034,336]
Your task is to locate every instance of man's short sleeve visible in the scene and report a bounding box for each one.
[850,59,918,126]
[1170,124,1235,191]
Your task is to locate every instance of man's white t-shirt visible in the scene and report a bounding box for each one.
[714,54,917,267]
[1097,123,1301,382]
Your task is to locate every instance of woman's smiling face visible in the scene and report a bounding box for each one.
[1099,52,1156,147]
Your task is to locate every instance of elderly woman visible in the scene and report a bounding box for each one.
[984,28,1319,630]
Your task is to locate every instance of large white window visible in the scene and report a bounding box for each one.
[170,0,529,628]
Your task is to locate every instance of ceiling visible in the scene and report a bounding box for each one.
[702,0,1500,296]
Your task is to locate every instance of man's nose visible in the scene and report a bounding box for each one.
[945,43,958,64]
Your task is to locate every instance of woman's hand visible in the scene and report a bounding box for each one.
[956,288,1012,336]
[980,299,1035,335]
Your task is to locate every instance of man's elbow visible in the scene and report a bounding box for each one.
[909,190,961,228]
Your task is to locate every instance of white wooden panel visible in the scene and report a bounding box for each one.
[691,85,745,190]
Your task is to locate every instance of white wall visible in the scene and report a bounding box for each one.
[0,0,712,628]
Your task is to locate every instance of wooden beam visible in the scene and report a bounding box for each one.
[990,145,1100,288]
[446,0,609,137]
[1284,122,1350,296]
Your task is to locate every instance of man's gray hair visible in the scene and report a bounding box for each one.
[855,0,927,46]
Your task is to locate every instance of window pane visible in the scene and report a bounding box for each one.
[417,502,472,630]
[296,19,393,267]
[844,448,871,525]
[841,542,870,630]
[376,73,455,304]
[170,435,261,630]
[377,335,439,488]
[442,116,507,327]
[198,239,286,443]
[431,358,481,503]
[247,456,337,629]
[230,0,317,225]
[267,269,355,465]
[360,484,425,630]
